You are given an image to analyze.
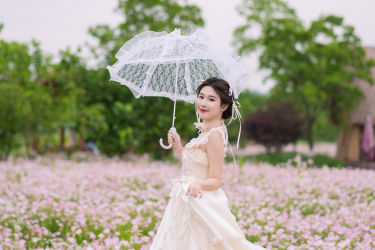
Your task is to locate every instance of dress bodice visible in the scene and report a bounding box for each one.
[181,125,229,180]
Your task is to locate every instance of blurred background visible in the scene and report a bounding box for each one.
[1,0,374,168]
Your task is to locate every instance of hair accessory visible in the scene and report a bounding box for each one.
[194,121,206,133]
[228,87,233,97]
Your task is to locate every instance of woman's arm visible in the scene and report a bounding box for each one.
[198,131,224,191]
[174,144,184,163]
[168,128,184,164]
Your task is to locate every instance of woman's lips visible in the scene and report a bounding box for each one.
[199,108,208,112]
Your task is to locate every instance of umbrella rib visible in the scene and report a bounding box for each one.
[140,64,157,96]
[184,62,193,95]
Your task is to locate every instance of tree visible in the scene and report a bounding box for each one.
[85,0,205,157]
[0,40,54,158]
[25,41,55,153]
[37,49,82,151]
[88,0,204,67]
[0,84,24,159]
[234,0,297,55]
[234,0,375,153]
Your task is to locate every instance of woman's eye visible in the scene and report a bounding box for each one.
[210,99,214,101]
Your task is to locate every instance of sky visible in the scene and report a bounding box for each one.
[1,0,374,93]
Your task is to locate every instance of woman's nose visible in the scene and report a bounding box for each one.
[197,97,208,107]
[201,98,208,106]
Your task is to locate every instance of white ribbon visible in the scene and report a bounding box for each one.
[224,90,242,170]
[226,100,242,149]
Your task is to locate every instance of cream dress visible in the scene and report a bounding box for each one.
[150,124,265,250]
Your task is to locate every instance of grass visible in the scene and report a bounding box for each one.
[225,151,345,168]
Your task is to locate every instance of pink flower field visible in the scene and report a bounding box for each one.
[0,154,374,249]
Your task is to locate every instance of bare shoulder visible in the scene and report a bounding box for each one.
[207,130,223,141]
[206,130,225,151]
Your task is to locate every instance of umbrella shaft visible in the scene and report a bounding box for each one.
[172,62,179,128]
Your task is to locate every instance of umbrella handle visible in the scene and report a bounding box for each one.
[159,127,176,150]
[159,138,173,149]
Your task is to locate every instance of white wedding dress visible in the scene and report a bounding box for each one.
[150,125,265,250]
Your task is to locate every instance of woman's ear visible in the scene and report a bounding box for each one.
[221,104,229,112]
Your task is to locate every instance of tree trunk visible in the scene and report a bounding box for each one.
[25,133,31,157]
[79,132,85,151]
[306,119,314,157]
[275,144,282,153]
[70,129,76,147]
[60,127,65,150]
[32,135,39,151]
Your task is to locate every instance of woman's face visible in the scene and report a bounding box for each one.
[196,86,228,122]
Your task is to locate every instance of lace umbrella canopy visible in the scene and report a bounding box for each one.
[107,29,249,149]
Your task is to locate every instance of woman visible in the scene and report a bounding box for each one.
[150,77,265,250]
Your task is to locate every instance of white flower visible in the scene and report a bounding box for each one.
[193,122,206,132]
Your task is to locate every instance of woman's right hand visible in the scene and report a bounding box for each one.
[168,128,181,150]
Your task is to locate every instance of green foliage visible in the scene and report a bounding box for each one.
[20,86,54,153]
[0,40,32,86]
[233,0,297,54]
[312,111,340,142]
[0,40,54,159]
[0,36,110,158]
[237,90,268,114]
[50,49,85,128]
[312,153,344,168]
[0,84,25,159]
[234,0,375,151]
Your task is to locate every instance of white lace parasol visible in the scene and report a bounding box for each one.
[107,28,249,149]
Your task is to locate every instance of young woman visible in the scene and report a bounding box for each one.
[150,77,264,249]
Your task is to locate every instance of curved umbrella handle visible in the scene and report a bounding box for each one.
[159,138,173,149]
[159,127,176,149]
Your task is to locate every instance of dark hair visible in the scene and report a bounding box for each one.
[196,77,233,119]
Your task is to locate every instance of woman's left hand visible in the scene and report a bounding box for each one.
[186,180,203,199]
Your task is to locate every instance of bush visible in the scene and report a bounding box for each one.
[225,152,345,168]
[243,100,304,153]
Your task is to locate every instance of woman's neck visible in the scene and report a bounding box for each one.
[202,119,224,131]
